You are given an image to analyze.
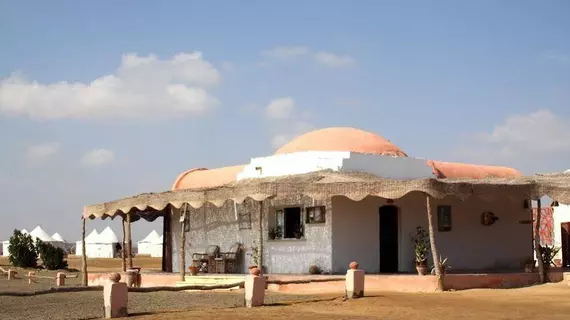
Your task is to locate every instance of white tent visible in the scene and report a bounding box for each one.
[78,227,119,258]
[76,229,99,257]
[52,233,65,242]
[137,230,160,256]
[149,234,163,258]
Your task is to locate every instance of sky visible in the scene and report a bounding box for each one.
[0,0,569,242]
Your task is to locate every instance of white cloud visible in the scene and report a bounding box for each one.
[81,149,115,166]
[543,53,570,65]
[261,46,309,60]
[266,97,295,119]
[313,52,355,68]
[24,142,60,165]
[452,109,570,173]
[0,52,221,120]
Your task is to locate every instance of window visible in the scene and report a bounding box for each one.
[273,207,304,239]
[437,205,452,232]
[306,206,326,224]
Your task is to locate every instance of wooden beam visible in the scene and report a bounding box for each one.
[179,205,187,281]
[126,213,133,269]
[162,211,173,272]
[426,194,444,291]
[258,201,264,272]
[121,217,126,272]
[534,199,546,283]
[81,218,88,286]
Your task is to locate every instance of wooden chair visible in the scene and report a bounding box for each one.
[192,245,220,273]
[214,243,242,274]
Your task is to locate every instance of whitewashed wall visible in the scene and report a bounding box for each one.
[237,151,436,181]
[331,192,532,274]
[171,195,332,274]
[553,203,570,259]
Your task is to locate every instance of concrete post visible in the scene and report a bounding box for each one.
[28,271,35,284]
[7,269,16,280]
[56,272,66,286]
[345,262,365,299]
[104,273,128,318]
[245,272,265,307]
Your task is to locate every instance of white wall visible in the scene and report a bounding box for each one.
[331,192,533,274]
[553,203,570,259]
[84,243,117,258]
[237,151,437,181]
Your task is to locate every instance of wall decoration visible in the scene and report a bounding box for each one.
[238,212,251,230]
[306,206,326,224]
[481,211,499,226]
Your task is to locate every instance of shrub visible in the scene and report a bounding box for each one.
[8,229,38,268]
[36,239,68,270]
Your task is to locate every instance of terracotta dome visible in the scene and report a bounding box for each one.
[275,127,408,157]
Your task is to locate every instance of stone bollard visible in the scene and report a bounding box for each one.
[7,269,16,280]
[28,271,35,284]
[56,272,66,286]
[245,267,265,308]
[345,261,365,299]
[104,273,128,319]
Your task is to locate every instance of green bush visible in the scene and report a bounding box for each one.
[8,229,38,268]
[35,239,68,270]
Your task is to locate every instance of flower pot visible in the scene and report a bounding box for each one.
[416,265,428,276]
[188,266,199,276]
[554,258,562,267]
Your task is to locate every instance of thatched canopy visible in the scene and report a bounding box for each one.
[83,170,570,220]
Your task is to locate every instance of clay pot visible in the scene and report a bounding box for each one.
[349,261,359,270]
[249,267,262,276]
[125,270,137,287]
[554,259,562,267]
[416,261,428,276]
[188,266,199,276]
[108,272,121,283]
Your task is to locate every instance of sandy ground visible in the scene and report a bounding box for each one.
[3,257,570,320]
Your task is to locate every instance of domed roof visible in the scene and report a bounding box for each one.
[275,127,408,157]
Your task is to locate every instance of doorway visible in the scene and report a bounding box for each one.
[562,222,570,267]
[379,205,399,273]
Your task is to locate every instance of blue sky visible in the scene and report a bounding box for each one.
[0,0,569,241]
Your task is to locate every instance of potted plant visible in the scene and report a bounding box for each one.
[431,256,450,275]
[294,226,303,239]
[268,228,277,240]
[410,226,430,275]
[188,263,199,276]
[308,265,321,274]
[539,244,561,271]
[247,242,260,270]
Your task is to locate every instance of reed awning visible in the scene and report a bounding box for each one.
[82,170,570,220]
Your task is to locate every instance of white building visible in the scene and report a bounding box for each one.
[88,227,120,258]
[2,229,27,257]
[85,127,535,274]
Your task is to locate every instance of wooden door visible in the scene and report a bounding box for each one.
[561,222,570,267]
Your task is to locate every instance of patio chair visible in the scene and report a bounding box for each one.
[192,245,220,273]
[214,243,242,274]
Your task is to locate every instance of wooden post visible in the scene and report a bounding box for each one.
[534,199,546,283]
[126,213,133,269]
[179,204,188,281]
[426,194,443,291]
[258,201,264,272]
[121,217,127,272]
[81,217,88,286]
